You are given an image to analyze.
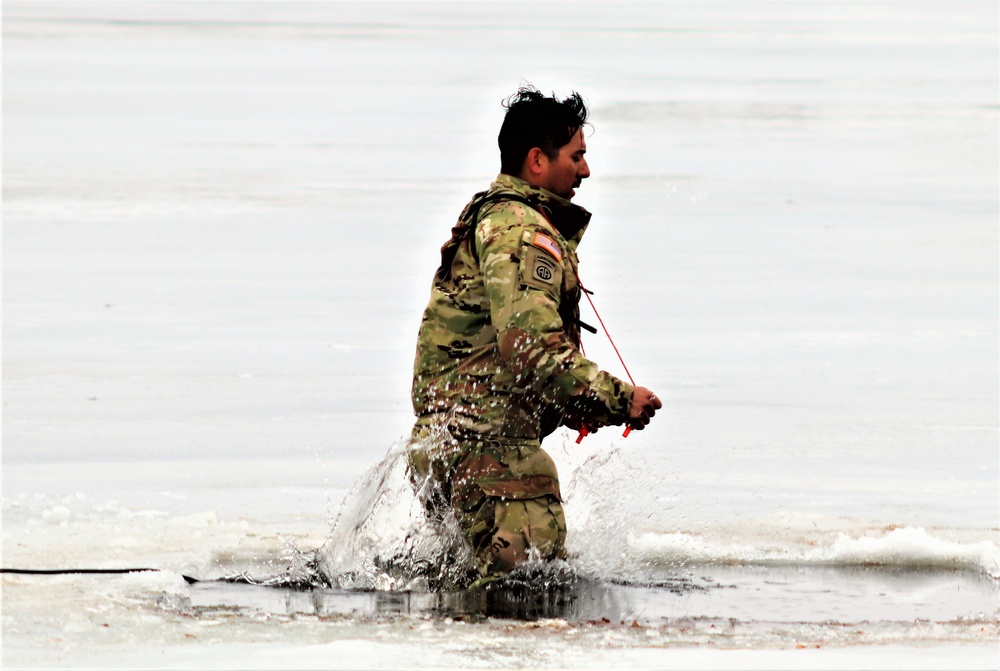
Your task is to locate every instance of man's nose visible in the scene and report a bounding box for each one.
[579,158,591,179]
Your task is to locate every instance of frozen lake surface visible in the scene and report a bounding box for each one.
[3,1,998,668]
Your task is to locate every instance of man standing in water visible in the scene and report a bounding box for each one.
[409,86,661,583]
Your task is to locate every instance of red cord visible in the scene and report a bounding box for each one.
[578,279,636,387]
[576,276,636,440]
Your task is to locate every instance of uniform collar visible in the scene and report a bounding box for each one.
[491,174,591,248]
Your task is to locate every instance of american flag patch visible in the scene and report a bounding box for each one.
[532,232,563,262]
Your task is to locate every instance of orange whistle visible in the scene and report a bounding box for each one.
[623,426,633,438]
[575,426,589,444]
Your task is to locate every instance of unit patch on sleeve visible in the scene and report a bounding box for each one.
[521,245,562,295]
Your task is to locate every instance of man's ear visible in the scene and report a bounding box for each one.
[522,147,547,178]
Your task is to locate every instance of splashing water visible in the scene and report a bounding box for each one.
[310,431,1000,594]
[560,442,659,582]
[186,431,996,628]
[310,432,678,593]
[313,437,477,591]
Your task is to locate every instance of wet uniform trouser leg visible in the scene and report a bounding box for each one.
[408,424,567,579]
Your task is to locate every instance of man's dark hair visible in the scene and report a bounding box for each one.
[498,86,589,176]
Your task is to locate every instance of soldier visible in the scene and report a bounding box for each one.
[409,86,662,583]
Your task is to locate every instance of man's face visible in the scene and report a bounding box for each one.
[539,128,590,200]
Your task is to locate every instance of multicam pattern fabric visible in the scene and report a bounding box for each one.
[407,174,634,579]
[411,173,634,440]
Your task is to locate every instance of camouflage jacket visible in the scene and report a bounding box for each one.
[411,174,634,441]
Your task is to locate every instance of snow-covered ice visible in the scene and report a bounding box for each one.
[3,1,997,668]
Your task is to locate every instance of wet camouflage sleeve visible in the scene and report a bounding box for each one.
[476,203,633,427]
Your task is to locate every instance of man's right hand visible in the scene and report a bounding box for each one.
[628,386,662,430]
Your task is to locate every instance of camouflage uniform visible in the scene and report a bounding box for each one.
[409,173,634,580]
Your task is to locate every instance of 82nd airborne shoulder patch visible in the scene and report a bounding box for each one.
[521,245,561,294]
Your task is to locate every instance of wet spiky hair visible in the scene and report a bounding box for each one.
[498,85,589,176]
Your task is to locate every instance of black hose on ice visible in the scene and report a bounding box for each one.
[1,567,200,583]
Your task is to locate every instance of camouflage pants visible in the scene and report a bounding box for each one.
[408,423,567,580]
